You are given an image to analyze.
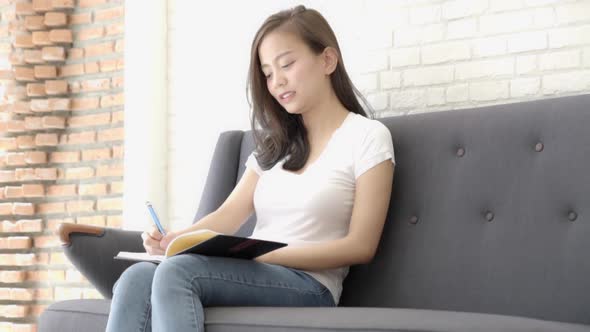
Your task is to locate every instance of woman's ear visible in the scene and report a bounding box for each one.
[322,47,339,75]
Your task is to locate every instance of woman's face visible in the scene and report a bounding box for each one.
[258,29,329,115]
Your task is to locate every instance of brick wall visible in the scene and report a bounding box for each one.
[353,0,590,115]
[0,0,124,330]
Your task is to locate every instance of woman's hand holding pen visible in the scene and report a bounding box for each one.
[141,225,179,255]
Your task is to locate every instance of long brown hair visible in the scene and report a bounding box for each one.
[246,5,374,172]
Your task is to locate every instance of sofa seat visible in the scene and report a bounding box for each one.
[40,299,590,332]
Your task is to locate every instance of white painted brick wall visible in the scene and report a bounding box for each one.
[166,0,590,230]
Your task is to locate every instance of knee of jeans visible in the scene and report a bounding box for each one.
[152,255,207,299]
[113,262,157,296]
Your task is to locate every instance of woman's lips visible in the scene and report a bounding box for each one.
[279,91,295,103]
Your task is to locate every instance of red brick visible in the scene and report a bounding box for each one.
[22,184,45,196]
[23,151,47,164]
[7,120,26,133]
[0,202,12,214]
[34,65,57,79]
[78,0,106,7]
[111,111,124,124]
[0,138,17,151]
[67,48,84,59]
[9,51,26,65]
[15,2,35,15]
[82,78,109,92]
[68,113,110,128]
[98,127,124,142]
[42,46,65,61]
[45,80,68,94]
[97,163,123,177]
[5,152,26,166]
[12,99,34,114]
[106,22,124,36]
[35,133,58,146]
[59,63,83,77]
[32,0,52,12]
[16,136,35,149]
[44,12,67,27]
[13,203,35,215]
[46,218,74,232]
[82,148,110,161]
[77,26,104,41]
[47,184,76,196]
[0,69,15,80]
[100,93,124,107]
[0,170,16,183]
[66,200,94,213]
[65,167,94,179]
[23,50,44,64]
[14,67,36,82]
[111,76,123,88]
[51,0,75,9]
[49,29,72,43]
[68,131,95,144]
[95,7,124,21]
[32,31,51,46]
[30,99,49,112]
[78,183,107,195]
[25,117,43,131]
[4,237,33,249]
[4,84,26,100]
[42,115,66,129]
[70,97,99,111]
[49,98,70,110]
[97,198,122,211]
[36,201,65,214]
[112,146,124,159]
[26,83,46,96]
[86,62,99,74]
[107,215,123,228]
[24,15,45,30]
[27,270,65,282]
[50,151,79,163]
[77,215,104,227]
[5,186,24,198]
[69,12,91,25]
[0,304,29,318]
[115,39,124,53]
[14,168,36,181]
[0,271,26,283]
[85,42,113,57]
[99,59,117,72]
[34,235,60,248]
[36,167,58,180]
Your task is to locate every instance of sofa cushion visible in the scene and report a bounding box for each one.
[39,300,590,332]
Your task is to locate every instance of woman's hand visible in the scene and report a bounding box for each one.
[141,226,180,255]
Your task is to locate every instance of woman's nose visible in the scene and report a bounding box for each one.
[272,73,286,89]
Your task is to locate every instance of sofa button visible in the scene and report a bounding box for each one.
[456,147,465,157]
[409,216,419,224]
[535,142,544,152]
[568,211,577,221]
[485,211,494,222]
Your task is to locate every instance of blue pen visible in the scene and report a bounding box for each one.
[145,201,166,235]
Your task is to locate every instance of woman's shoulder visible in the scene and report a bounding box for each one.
[347,112,390,137]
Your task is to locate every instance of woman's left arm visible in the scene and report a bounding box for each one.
[255,160,395,271]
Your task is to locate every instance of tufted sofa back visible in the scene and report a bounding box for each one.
[194,94,590,325]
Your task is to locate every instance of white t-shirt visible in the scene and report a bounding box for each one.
[244,111,395,305]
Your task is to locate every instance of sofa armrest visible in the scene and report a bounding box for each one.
[56,222,144,299]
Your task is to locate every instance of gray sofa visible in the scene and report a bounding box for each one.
[39,94,590,331]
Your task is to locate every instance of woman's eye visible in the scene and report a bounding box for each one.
[282,61,294,68]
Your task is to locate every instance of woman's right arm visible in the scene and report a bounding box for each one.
[142,168,260,254]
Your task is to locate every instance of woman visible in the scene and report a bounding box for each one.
[106,5,395,331]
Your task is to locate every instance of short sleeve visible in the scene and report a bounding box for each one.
[245,151,263,176]
[354,122,395,179]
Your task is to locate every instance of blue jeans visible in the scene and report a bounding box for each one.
[105,254,335,332]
